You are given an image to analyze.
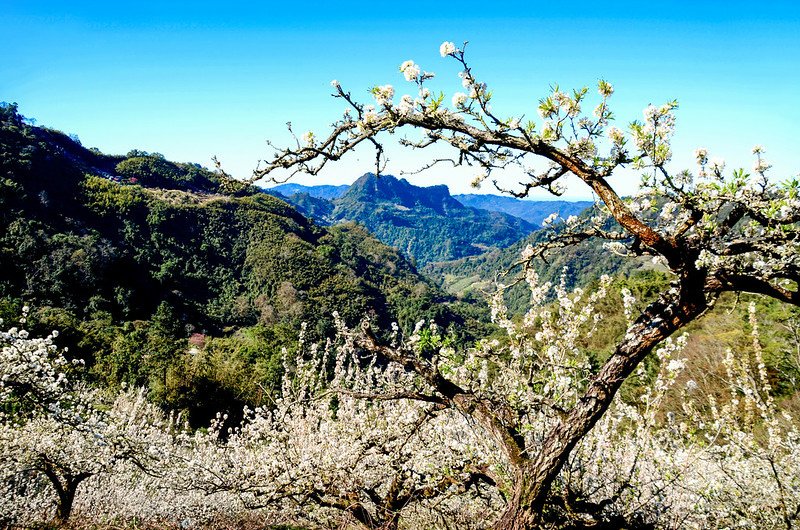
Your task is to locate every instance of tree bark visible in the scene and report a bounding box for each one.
[493,466,544,530]
[57,472,96,523]
[40,461,91,524]
[54,481,78,523]
[492,285,710,530]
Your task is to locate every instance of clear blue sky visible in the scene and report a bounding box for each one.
[2,1,798,198]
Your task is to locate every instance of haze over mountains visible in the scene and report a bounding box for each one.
[453,194,592,226]
[266,183,350,200]
[266,176,591,265]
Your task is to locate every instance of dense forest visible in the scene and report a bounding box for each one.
[0,102,488,425]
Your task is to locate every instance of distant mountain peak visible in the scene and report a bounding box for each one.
[344,173,462,214]
[454,194,592,226]
[264,174,592,266]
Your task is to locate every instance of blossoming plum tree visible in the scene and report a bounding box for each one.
[174,263,800,529]
[173,320,502,529]
[240,42,800,528]
[4,296,799,528]
[0,308,176,525]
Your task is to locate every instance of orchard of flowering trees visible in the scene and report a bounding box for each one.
[2,42,799,529]
[4,280,800,528]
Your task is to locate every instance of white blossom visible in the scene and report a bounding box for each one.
[606,126,624,144]
[451,92,468,108]
[399,60,420,82]
[372,84,395,106]
[542,212,559,226]
[694,147,708,165]
[439,41,456,57]
[709,157,726,174]
[396,94,415,116]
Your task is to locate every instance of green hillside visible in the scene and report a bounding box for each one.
[269,173,537,265]
[424,205,654,314]
[0,103,488,424]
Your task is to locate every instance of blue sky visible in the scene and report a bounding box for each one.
[2,1,798,198]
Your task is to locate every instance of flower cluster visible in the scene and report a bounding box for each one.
[400,60,421,81]
[440,41,456,57]
[371,84,395,106]
[630,102,678,167]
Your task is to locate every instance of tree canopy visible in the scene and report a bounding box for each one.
[244,41,800,528]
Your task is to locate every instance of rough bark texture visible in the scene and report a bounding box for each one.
[490,282,710,530]
[494,467,544,530]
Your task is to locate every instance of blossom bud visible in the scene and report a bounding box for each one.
[598,79,614,97]
[694,148,708,165]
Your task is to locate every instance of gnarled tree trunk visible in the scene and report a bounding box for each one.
[491,286,710,530]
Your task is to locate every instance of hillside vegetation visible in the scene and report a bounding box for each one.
[268,173,538,265]
[0,103,487,424]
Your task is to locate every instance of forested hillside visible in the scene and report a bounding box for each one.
[267,183,592,227]
[267,174,539,264]
[425,205,644,312]
[0,103,486,424]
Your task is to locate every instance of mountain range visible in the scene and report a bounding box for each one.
[266,176,591,265]
[267,181,591,226]
[5,102,798,429]
[0,102,617,421]
[452,194,591,226]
